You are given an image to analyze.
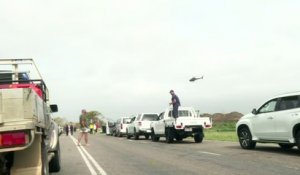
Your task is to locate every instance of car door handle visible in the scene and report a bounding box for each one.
[292,113,299,116]
[267,117,273,119]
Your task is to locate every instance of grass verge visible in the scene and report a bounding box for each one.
[204,121,238,142]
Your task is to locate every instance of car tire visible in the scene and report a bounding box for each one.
[238,127,256,149]
[133,128,139,140]
[295,130,300,152]
[151,129,159,142]
[49,140,61,172]
[41,137,49,175]
[278,143,294,150]
[126,130,131,139]
[145,134,150,140]
[165,127,174,144]
[194,133,203,143]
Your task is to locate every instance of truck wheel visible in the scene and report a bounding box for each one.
[41,138,49,175]
[165,128,174,144]
[151,129,159,142]
[296,131,300,152]
[175,136,183,142]
[194,133,203,143]
[49,140,61,172]
[238,127,256,149]
[133,128,139,140]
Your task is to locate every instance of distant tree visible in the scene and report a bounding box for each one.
[85,110,102,124]
[53,117,68,126]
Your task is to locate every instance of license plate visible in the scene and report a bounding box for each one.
[184,128,192,132]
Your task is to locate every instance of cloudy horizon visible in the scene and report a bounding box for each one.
[1,0,299,122]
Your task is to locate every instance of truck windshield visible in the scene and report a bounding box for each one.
[142,114,158,121]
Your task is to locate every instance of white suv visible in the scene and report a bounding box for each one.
[126,113,158,140]
[115,117,132,137]
[236,92,300,151]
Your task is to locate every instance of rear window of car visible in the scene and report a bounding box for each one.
[142,114,158,121]
[122,118,132,124]
[168,110,192,117]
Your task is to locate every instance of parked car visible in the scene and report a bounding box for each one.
[150,107,212,143]
[106,121,116,136]
[126,113,159,140]
[115,117,132,137]
[236,92,300,151]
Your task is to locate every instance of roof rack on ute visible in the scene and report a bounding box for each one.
[0,58,49,102]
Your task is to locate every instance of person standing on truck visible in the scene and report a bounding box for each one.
[78,109,89,146]
[169,90,181,118]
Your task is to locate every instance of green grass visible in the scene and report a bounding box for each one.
[204,121,238,142]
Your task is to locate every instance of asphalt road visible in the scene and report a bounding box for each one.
[51,133,300,175]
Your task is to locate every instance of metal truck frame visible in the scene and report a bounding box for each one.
[0,59,61,175]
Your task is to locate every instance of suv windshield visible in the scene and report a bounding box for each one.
[142,114,158,121]
[168,110,192,117]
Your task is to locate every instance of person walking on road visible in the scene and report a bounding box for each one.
[78,109,89,146]
[65,124,69,136]
[169,90,181,118]
[70,124,74,135]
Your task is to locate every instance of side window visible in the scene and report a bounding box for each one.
[136,114,141,121]
[158,113,164,120]
[277,96,299,111]
[258,99,278,113]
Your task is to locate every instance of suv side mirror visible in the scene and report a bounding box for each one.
[50,104,58,113]
[252,108,257,115]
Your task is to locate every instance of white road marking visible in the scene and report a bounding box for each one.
[70,135,108,175]
[198,151,221,156]
[70,135,97,175]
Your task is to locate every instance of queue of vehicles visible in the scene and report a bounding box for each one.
[106,107,213,144]
[107,91,300,152]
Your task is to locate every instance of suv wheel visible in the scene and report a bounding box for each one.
[133,128,139,140]
[296,131,300,151]
[278,143,294,150]
[151,129,159,142]
[238,127,256,149]
[126,130,131,139]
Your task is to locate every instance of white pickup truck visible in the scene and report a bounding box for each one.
[150,107,212,143]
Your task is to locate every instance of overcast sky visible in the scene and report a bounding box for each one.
[1,0,299,122]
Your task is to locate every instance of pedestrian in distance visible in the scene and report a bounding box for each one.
[78,109,89,146]
[89,122,94,134]
[70,124,74,135]
[169,90,181,118]
[65,124,69,136]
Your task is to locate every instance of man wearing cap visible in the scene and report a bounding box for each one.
[169,90,181,118]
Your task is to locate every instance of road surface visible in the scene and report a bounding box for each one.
[51,133,300,175]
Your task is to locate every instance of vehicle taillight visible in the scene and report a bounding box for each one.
[175,123,183,129]
[0,132,29,147]
[204,122,211,128]
[138,122,142,126]
[121,124,123,129]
